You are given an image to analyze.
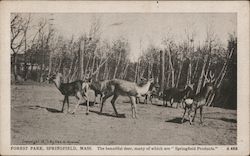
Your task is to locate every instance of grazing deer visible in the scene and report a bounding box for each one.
[162,84,194,108]
[100,78,154,118]
[88,80,110,104]
[47,73,91,115]
[181,71,215,125]
[137,84,160,104]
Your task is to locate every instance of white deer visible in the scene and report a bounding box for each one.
[100,78,154,118]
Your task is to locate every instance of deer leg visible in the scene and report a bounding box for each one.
[100,91,113,113]
[93,92,97,104]
[136,97,140,104]
[170,98,174,107]
[99,94,103,107]
[84,94,89,115]
[181,99,185,108]
[130,96,137,118]
[150,95,153,104]
[61,96,67,112]
[66,96,70,113]
[176,101,179,109]
[192,108,197,122]
[188,109,193,125]
[72,91,84,114]
[144,95,147,104]
[100,93,103,103]
[200,106,204,125]
[111,94,119,116]
[181,107,187,123]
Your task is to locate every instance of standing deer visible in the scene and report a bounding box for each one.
[137,85,160,104]
[181,71,215,125]
[47,73,91,115]
[162,84,194,108]
[88,80,110,104]
[100,78,154,118]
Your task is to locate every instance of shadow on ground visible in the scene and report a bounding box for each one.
[165,117,188,124]
[90,110,126,118]
[79,101,95,107]
[205,116,237,123]
[28,105,62,113]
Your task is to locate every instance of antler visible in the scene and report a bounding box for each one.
[209,71,215,83]
[204,70,215,83]
[203,72,209,83]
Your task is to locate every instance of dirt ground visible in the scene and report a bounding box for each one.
[11,83,237,145]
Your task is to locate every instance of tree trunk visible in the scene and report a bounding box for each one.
[66,53,76,82]
[160,50,165,92]
[122,62,129,79]
[91,54,96,76]
[175,60,183,88]
[192,59,199,82]
[215,48,234,88]
[12,53,18,81]
[134,62,138,82]
[203,56,212,87]
[207,92,216,106]
[187,60,192,84]
[196,55,208,94]
[113,51,122,79]
[95,53,103,80]
[207,48,234,107]
[167,48,175,88]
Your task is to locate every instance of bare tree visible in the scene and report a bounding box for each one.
[11,14,31,81]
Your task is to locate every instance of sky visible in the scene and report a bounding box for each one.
[27,13,236,62]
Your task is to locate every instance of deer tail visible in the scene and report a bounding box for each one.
[185,98,193,105]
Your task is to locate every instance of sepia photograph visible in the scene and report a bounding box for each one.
[10,13,237,145]
[0,1,249,155]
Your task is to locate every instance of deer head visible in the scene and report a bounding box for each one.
[47,73,63,83]
[47,73,55,83]
[203,71,215,94]
[204,71,215,84]
[140,77,147,83]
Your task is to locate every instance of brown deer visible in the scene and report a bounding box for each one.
[142,86,160,104]
[136,81,160,104]
[88,80,110,104]
[162,84,194,108]
[181,71,215,125]
[100,78,154,118]
[47,73,91,115]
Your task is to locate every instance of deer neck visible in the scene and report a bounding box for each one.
[136,81,152,95]
[183,88,189,95]
[202,87,211,98]
[53,77,62,90]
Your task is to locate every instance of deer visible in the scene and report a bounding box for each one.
[181,71,215,125]
[47,73,91,115]
[142,86,160,104]
[162,84,194,108]
[136,80,160,104]
[88,80,111,105]
[100,78,154,118]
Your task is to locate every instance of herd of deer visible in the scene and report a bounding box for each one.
[47,71,215,125]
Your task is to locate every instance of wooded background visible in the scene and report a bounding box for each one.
[11,13,237,109]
